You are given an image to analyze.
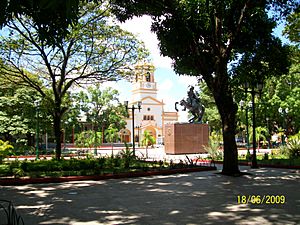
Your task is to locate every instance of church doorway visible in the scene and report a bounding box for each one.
[120,129,131,143]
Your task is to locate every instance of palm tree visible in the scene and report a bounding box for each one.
[141,130,156,158]
[105,126,119,156]
[249,126,268,150]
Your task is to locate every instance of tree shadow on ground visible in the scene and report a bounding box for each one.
[0,167,299,224]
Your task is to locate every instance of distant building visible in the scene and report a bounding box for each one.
[120,63,178,144]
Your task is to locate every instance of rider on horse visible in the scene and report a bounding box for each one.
[175,86,205,123]
[187,86,199,109]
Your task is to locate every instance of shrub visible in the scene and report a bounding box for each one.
[12,144,35,156]
[245,150,251,161]
[96,157,106,169]
[21,160,63,172]
[12,168,24,178]
[0,140,14,163]
[289,132,300,141]
[280,139,300,159]
[0,164,11,176]
[203,140,223,160]
[119,145,136,169]
[263,153,269,160]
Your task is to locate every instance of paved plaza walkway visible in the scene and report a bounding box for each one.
[0,165,299,225]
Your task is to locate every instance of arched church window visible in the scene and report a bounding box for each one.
[145,72,151,82]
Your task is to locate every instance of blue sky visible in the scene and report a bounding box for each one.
[104,16,198,122]
[120,16,199,120]
[108,14,290,123]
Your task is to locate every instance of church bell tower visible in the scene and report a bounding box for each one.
[131,62,157,102]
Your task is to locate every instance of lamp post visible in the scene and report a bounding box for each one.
[124,101,142,156]
[239,100,250,152]
[266,117,270,149]
[34,100,40,160]
[278,107,288,145]
[135,125,141,147]
[244,81,263,169]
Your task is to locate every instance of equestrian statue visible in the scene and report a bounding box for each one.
[175,86,205,123]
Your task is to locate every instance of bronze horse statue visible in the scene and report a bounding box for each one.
[175,99,205,123]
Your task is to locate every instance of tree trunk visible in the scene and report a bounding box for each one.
[26,133,34,147]
[215,92,240,175]
[206,60,240,175]
[53,111,62,160]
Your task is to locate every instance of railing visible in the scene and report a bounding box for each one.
[0,200,24,225]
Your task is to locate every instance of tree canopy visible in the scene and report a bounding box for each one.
[284,9,300,45]
[0,0,84,45]
[0,1,148,159]
[110,0,297,175]
[77,85,127,132]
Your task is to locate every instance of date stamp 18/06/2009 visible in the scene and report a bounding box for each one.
[237,195,286,205]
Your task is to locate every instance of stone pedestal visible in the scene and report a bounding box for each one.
[164,123,209,154]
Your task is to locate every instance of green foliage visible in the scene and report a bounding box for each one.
[110,0,295,175]
[0,1,148,160]
[20,158,104,173]
[203,140,223,161]
[76,86,127,133]
[284,10,300,45]
[0,156,163,177]
[198,82,222,132]
[289,131,300,141]
[280,138,300,159]
[141,131,155,147]
[105,126,120,156]
[0,78,52,144]
[105,126,119,144]
[0,0,82,45]
[0,140,13,162]
[141,130,155,158]
[264,153,269,160]
[119,144,136,168]
[75,131,102,149]
[0,164,10,176]
[210,131,223,144]
[248,126,268,148]
[246,150,251,161]
[256,54,300,135]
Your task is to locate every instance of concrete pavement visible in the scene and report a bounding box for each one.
[0,165,299,225]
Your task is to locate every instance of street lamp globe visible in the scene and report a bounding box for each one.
[239,100,245,108]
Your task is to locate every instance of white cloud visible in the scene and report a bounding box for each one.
[178,111,189,123]
[118,16,198,121]
[119,16,173,70]
[100,80,131,102]
[162,95,177,111]
[158,79,174,92]
[177,75,199,87]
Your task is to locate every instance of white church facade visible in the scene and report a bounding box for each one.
[120,63,178,145]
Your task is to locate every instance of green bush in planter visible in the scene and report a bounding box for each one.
[280,139,300,159]
[119,147,136,169]
[0,140,13,163]
[96,157,106,169]
[0,164,11,176]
